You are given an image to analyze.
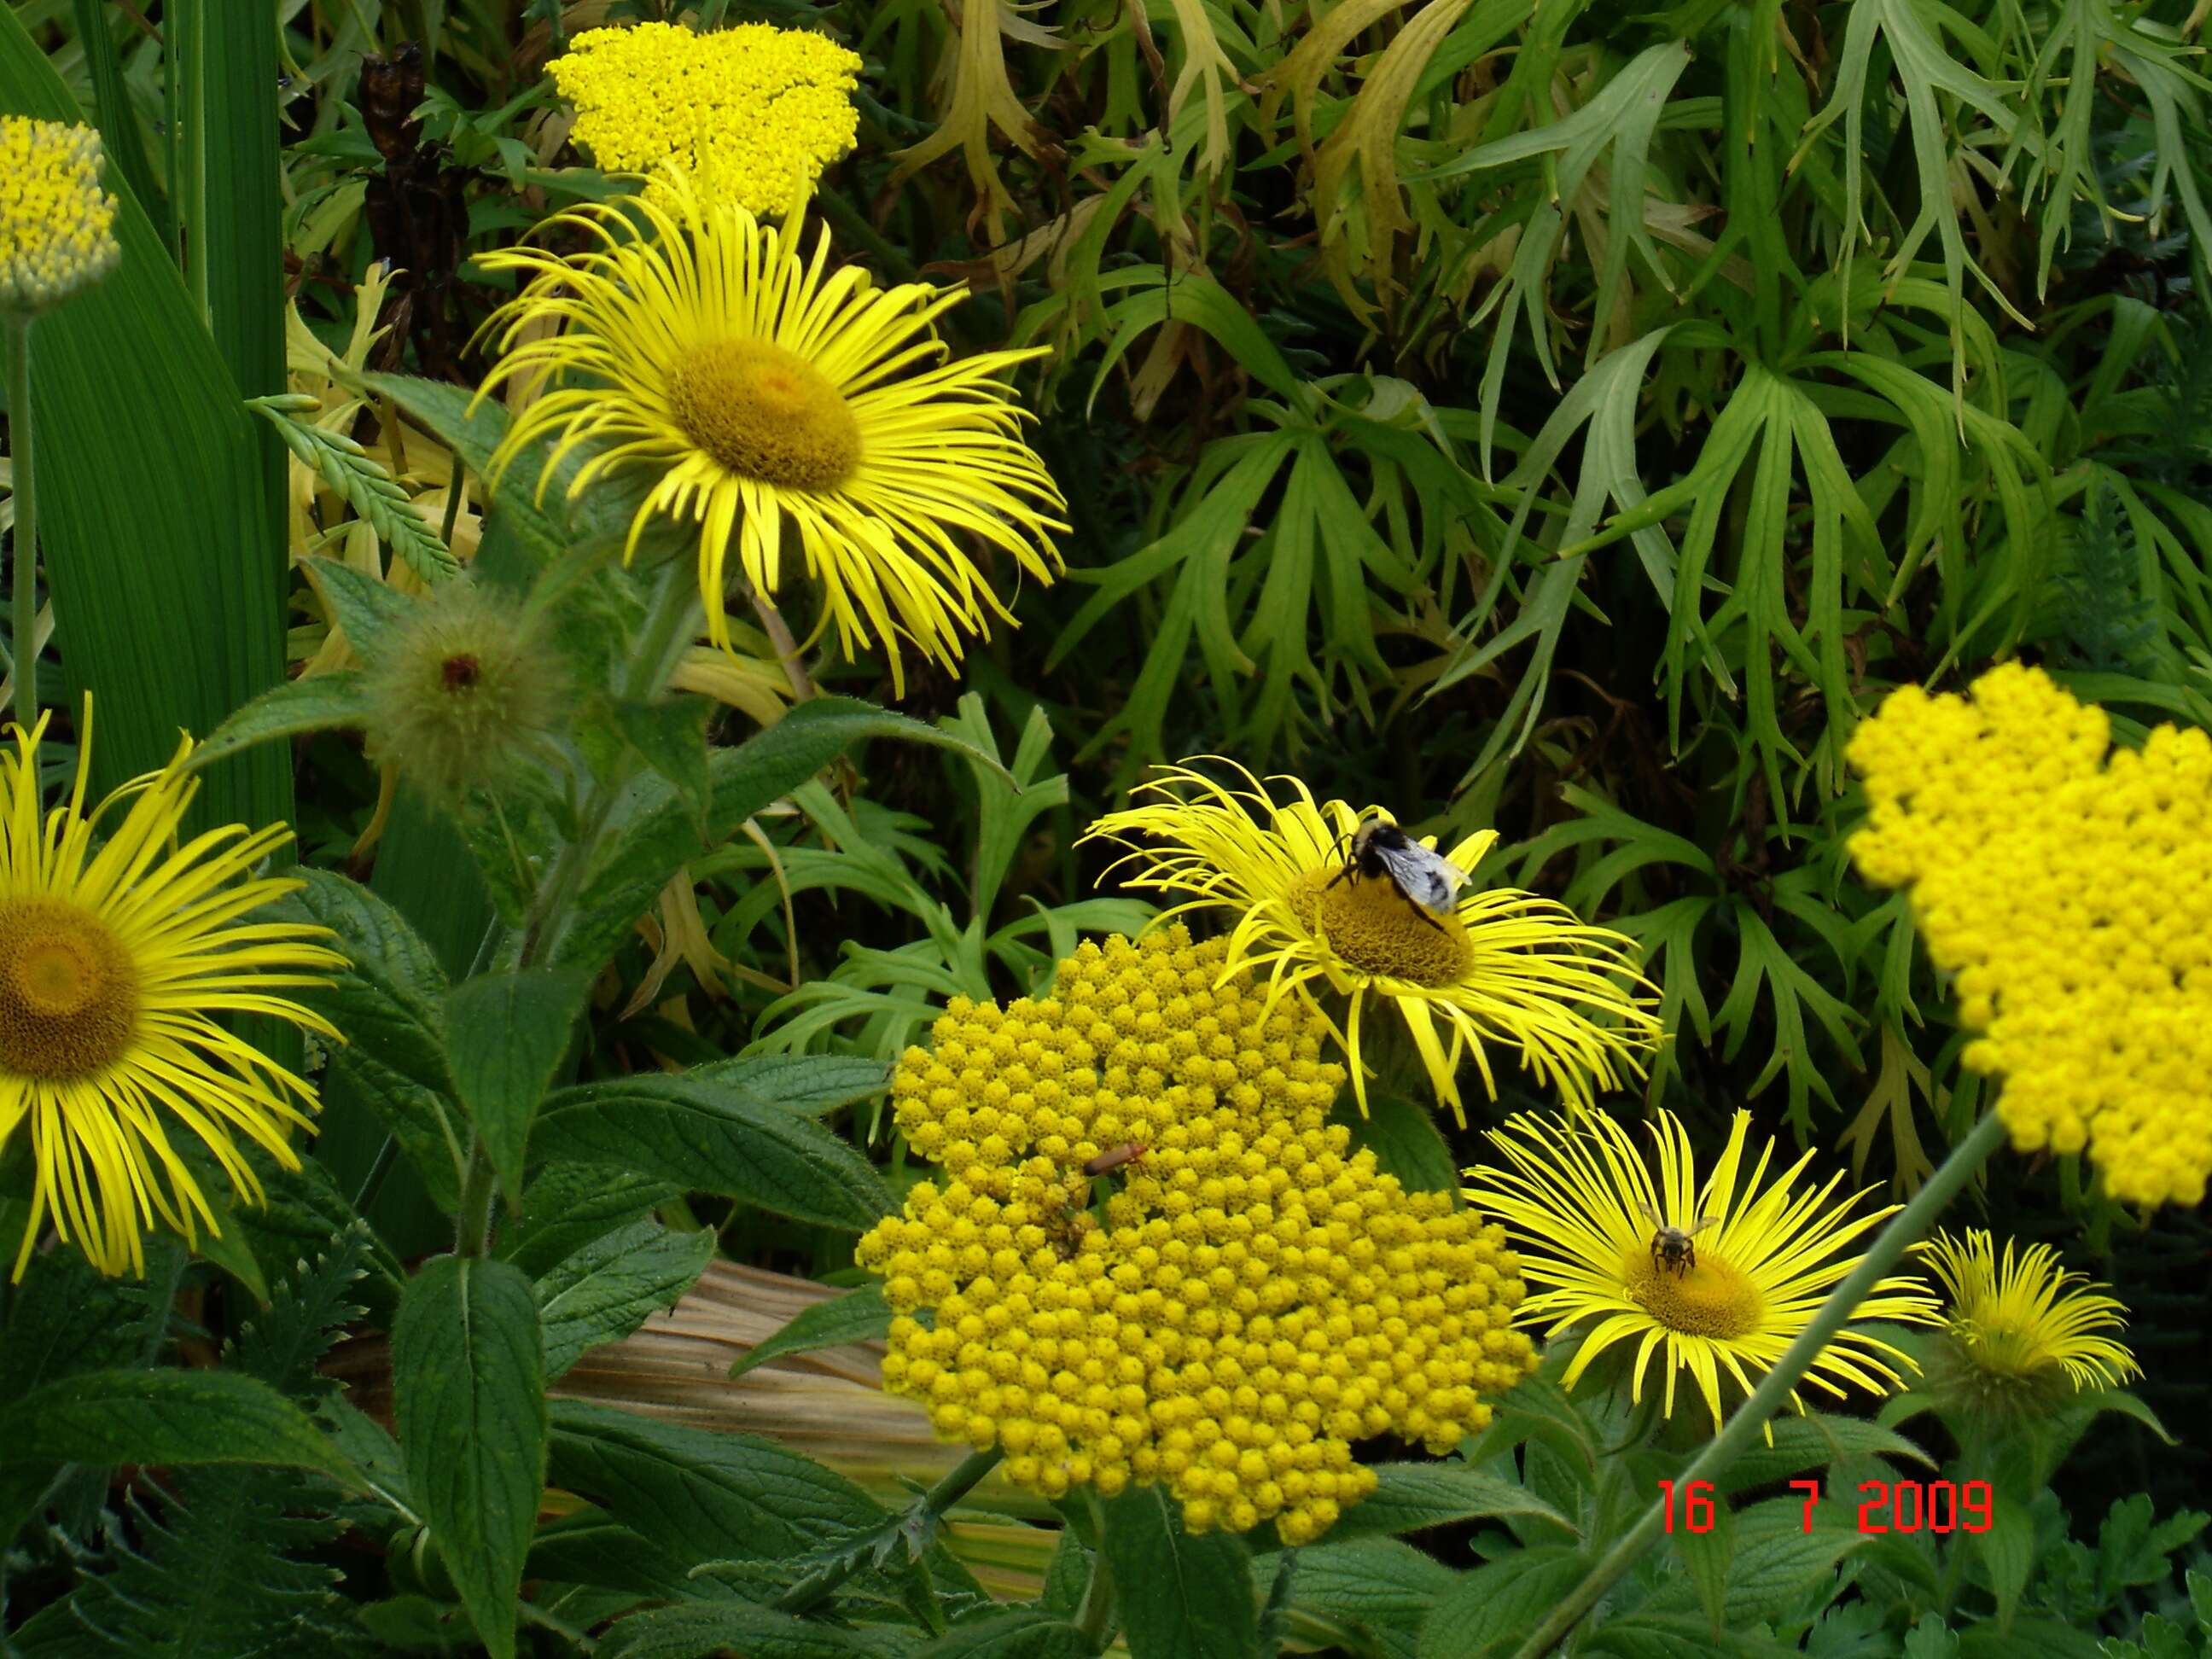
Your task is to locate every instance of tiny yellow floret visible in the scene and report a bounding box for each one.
[0,116,120,314]
[1849,664,2212,1207]
[858,929,1540,1540]
[550,21,861,218]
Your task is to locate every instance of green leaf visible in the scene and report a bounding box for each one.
[1325,1462,1577,1541]
[1674,1490,1736,1635]
[12,1477,353,1659]
[537,1218,716,1380]
[1957,1622,2104,1659]
[301,555,417,664]
[728,1284,893,1381]
[444,968,592,1205]
[0,9,288,836]
[230,1144,405,1327]
[0,1370,359,1486]
[532,1074,894,1231]
[393,1255,546,1659]
[248,397,458,583]
[498,1163,683,1278]
[1714,1412,1935,1490]
[276,870,468,1209]
[913,1610,1087,1658]
[611,696,714,833]
[692,1054,892,1117]
[546,1398,887,1566]
[1101,1485,1259,1659]
[558,696,1017,971]
[1275,1537,1458,1659]
[180,671,375,775]
[1972,1495,2036,1633]
[1417,1546,1586,1659]
[1339,1091,1458,1195]
[1711,1499,1868,1627]
[598,1601,894,1659]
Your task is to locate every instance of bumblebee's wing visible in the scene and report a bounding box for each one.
[1637,1201,1663,1228]
[1683,1215,1720,1237]
[1373,840,1467,912]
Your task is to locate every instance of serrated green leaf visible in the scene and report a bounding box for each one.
[532,1074,893,1231]
[913,1610,1086,1658]
[546,1398,887,1566]
[444,967,591,1205]
[181,671,375,776]
[1674,1488,1734,1634]
[537,1218,716,1380]
[1102,1485,1259,1659]
[1714,1412,1934,1490]
[1326,1462,1577,1541]
[691,1054,892,1117]
[728,1284,893,1381]
[1973,1495,2037,1634]
[1417,1545,1586,1659]
[302,556,416,664]
[498,1163,684,1278]
[598,1601,893,1659]
[0,1369,360,1487]
[393,1255,545,1659]
[1273,1536,1458,1659]
[611,696,713,833]
[276,870,467,1208]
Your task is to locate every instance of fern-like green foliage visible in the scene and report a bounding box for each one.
[7,1227,375,1658]
[247,394,459,586]
[2059,486,2158,674]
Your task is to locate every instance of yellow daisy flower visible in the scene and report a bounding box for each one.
[1923,1228,2139,1397]
[1462,1109,1940,1433]
[1083,761,1661,1122]
[0,707,345,1278]
[474,168,1067,694]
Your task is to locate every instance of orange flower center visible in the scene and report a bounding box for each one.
[666,339,861,490]
[1284,869,1474,987]
[0,897,140,1079]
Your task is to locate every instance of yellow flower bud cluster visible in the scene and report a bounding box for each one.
[1849,663,2212,1206]
[0,116,120,315]
[550,22,861,218]
[856,928,1540,1543]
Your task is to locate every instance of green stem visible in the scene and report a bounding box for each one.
[1508,1108,2010,1659]
[7,315,35,731]
[451,561,701,1254]
[1073,1527,1119,1650]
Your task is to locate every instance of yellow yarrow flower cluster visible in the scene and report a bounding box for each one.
[0,116,121,315]
[1849,664,2212,1207]
[550,22,860,218]
[856,928,1540,1543]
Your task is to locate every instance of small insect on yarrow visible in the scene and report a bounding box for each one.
[1082,1142,1148,1178]
[1639,1202,1719,1277]
[1327,816,1469,934]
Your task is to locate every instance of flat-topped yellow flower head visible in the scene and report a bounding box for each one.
[1464,1109,1939,1435]
[1085,762,1661,1123]
[0,706,344,1278]
[0,116,120,314]
[857,928,1540,1543]
[551,21,861,218]
[1850,664,2212,1207]
[474,168,1066,693]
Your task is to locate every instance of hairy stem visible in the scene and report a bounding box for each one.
[7,316,37,731]
[452,561,701,1254]
[1508,1107,2010,1659]
[1073,1517,1119,1650]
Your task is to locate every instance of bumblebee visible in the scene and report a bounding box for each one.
[1639,1202,1719,1277]
[1328,816,1469,933]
